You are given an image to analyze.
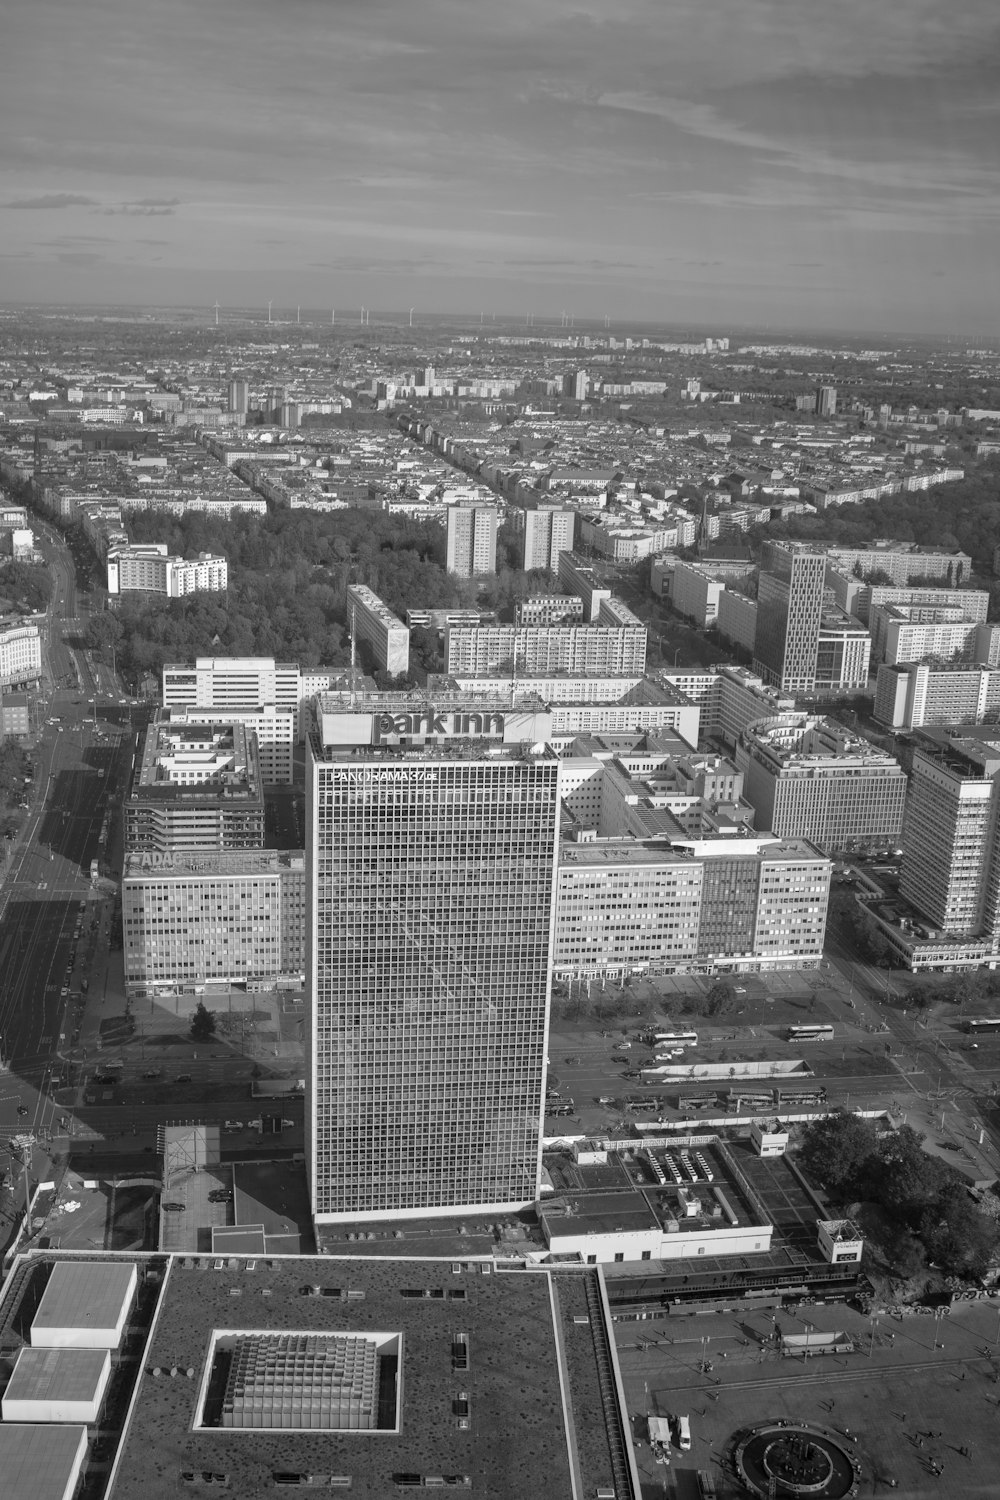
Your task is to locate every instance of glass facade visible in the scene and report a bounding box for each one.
[307,743,560,1223]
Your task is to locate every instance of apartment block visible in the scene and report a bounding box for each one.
[826,574,988,626]
[107,545,228,597]
[522,504,576,573]
[0,620,42,688]
[444,601,646,677]
[124,721,264,854]
[445,501,497,576]
[735,714,907,850]
[346,583,410,677]
[122,848,305,1001]
[557,552,613,620]
[514,595,585,626]
[869,605,1000,667]
[822,544,971,587]
[875,662,1000,730]
[900,728,1000,944]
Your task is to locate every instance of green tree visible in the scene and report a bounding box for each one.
[189,1002,217,1043]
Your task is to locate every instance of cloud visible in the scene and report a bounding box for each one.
[95,198,180,216]
[5,193,97,210]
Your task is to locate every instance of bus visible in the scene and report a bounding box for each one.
[966,1018,1000,1036]
[644,1030,699,1048]
[786,1023,834,1042]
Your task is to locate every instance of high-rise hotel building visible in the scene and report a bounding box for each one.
[306,689,560,1226]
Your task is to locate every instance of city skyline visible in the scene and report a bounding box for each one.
[2,0,999,334]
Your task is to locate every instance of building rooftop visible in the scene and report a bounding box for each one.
[102,1254,634,1500]
[31,1261,137,1345]
[0,1424,88,1500]
[4,1346,108,1405]
[129,721,261,803]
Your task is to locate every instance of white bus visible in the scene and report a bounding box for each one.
[786,1023,834,1042]
[645,1030,699,1048]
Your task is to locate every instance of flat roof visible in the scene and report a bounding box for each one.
[32,1260,137,1340]
[0,1424,88,1500]
[106,1254,631,1500]
[5,1346,109,1403]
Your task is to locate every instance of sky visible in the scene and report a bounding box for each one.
[1,0,999,334]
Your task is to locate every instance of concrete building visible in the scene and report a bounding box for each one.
[815,384,837,417]
[444,600,646,677]
[2,1348,111,1424]
[346,583,410,677]
[557,551,613,620]
[445,500,497,576]
[0,1424,89,1500]
[735,714,907,851]
[754,542,828,692]
[306,688,561,1225]
[658,664,796,750]
[107,545,228,597]
[122,847,305,1002]
[899,727,1000,947]
[514,594,584,626]
[522,504,576,572]
[227,378,249,415]
[875,661,1000,730]
[159,703,296,784]
[0,619,42,688]
[0,1250,641,1500]
[716,587,758,651]
[869,604,1000,667]
[30,1261,137,1350]
[822,543,971,587]
[554,830,830,978]
[671,560,727,628]
[161,656,357,741]
[826,574,988,626]
[124,720,264,854]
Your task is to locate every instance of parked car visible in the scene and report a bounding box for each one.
[174,1073,192,1083]
[162,1202,186,1213]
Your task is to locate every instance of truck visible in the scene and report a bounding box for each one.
[647,1416,672,1465]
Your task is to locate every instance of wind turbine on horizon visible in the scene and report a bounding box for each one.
[267,300,273,324]
[213,302,220,327]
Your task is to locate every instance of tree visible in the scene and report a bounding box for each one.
[705,980,736,1016]
[882,1226,926,1280]
[921,1183,1000,1279]
[870,1125,953,1220]
[189,1002,217,1042]
[798,1111,880,1194]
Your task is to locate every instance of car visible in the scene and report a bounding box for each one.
[16,1105,28,1116]
[161,1202,186,1213]
[60,986,69,997]
[673,1414,691,1451]
[142,1069,162,1080]
[174,1073,192,1083]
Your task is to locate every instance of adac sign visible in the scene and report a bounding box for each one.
[374,709,506,741]
[132,851,176,870]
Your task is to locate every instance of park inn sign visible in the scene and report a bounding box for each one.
[375,708,507,740]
